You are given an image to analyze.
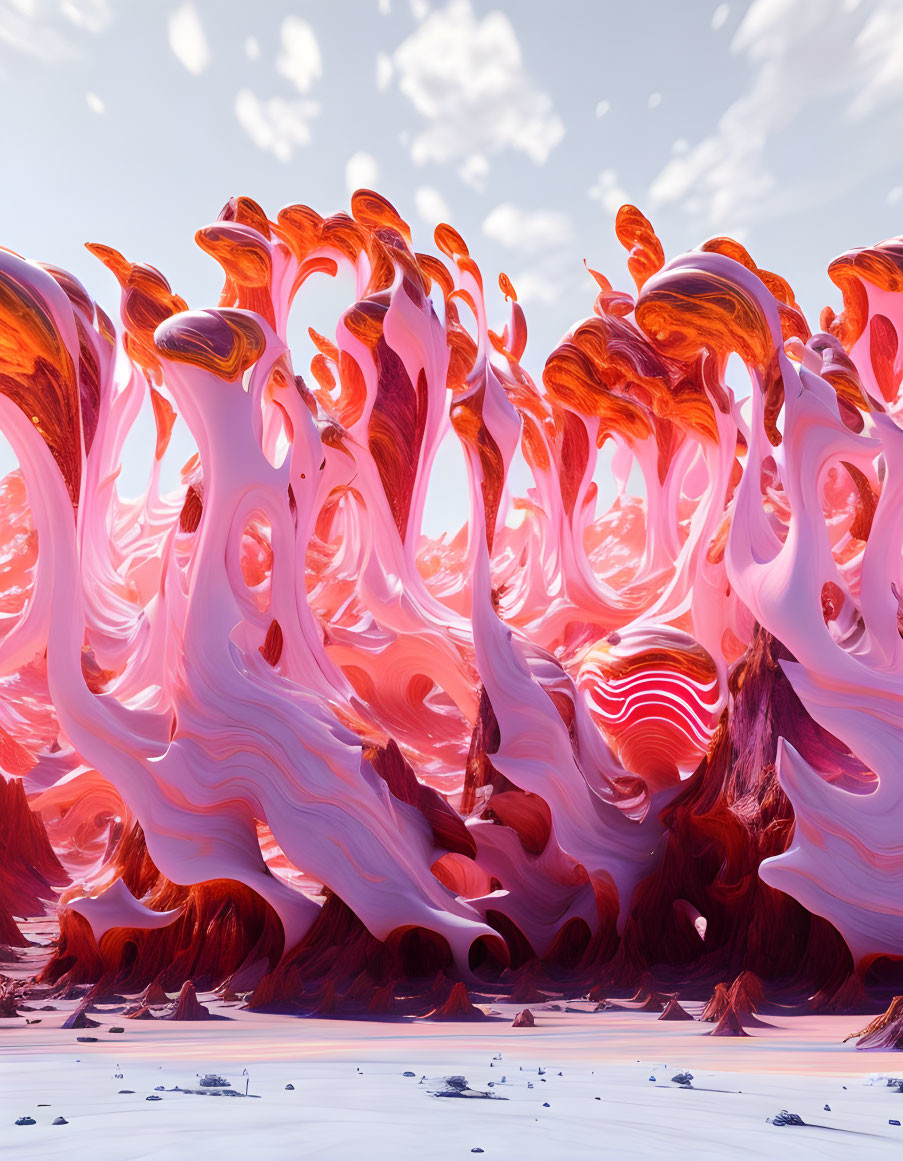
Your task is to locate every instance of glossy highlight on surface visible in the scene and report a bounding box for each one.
[0,193,902,1007]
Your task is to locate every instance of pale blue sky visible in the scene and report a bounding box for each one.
[1,0,902,527]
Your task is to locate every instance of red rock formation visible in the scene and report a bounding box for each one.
[701,983,731,1022]
[343,971,378,1004]
[367,740,476,858]
[729,970,767,1015]
[123,1004,155,1019]
[40,824,285,992]
[424,981,485,1021]
[308,980,337,1016]
[167,980,212,1021]
[658,995,694,1021]
[0,776,69,948]
[809,971,870,1014]
[707,1000,750,1037]
[512,1008,535,1027]
[847,996,903,1049]
[140,979,170,1007]
[0,976,19,1016]
[607,631,856,997]
[61,1003,100,1029]
[366,981,395,1014]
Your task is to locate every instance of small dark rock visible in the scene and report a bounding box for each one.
[118,1090,134,1094]
[108,1026,124,1034]
[154,1085,165,1091]
[403,1071,415,1077]
[891,1120,901,1127]
[15,1117,36,1125]
[772,1110,805,1126]
[824,1104,831,1111]
[542,1101,550,1107]
[671,1072,693,1086]
[76,1036,99,1043]
[52,1117,68,1125]
[146,1095,162,1102]
[285,1083,294,1090]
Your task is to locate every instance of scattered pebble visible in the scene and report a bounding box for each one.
[891,1120,901,1127]
[824,1104,831,1111]
[146,1095,162,1102]
[15,1116,36,1125]
[403,1071,415,1077]
[671,1072,693,1086]
[285,1083,294,1090]
[52,1116,68,1125]
[542,1101,550,1107]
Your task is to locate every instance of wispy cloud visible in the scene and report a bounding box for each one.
[0,0,110,63]
[648,0,903,232]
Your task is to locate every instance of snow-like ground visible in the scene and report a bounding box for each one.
[2,1001,903,1160]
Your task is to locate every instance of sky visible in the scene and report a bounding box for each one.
[1,0,903,525]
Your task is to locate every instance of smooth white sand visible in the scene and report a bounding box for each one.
[3,997,903,1160]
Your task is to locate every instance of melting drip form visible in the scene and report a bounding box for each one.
[1,191,903,1007]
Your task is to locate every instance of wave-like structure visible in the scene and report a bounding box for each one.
[0,193,901,999]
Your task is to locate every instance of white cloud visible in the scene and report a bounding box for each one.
[589,169,630,216]
[61,0,109,33]
[849,3,903,118]
[277,16,322,93]
[482,203,574,254]
[0,0,109,61]
[376,50,393,91]
[345,151,379,193]
[414,185,451,225]
[410,0,430,18]
[392,0,564,178]
[85,90,104,114]
[458,152,489,190]
[888,185,903,205]
[235,89,320,162]
[378,0,391,13]
[505,271,566,306]
[648,0,903,232]
[711,2,730,29]
[245,35,260,61]
[168,3,209,76]
[647,91,662,109]
[595,99,611,118]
